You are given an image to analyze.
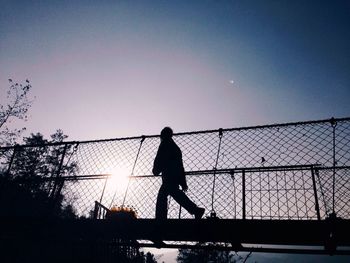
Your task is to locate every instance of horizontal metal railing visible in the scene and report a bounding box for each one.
[0,117,349,220]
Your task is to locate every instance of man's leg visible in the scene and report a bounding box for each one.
[155,184,168,219]
[169,187,199,215]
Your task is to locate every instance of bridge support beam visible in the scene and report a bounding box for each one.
[1,218,350,255]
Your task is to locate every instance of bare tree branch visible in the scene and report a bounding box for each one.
[0,79,34,146]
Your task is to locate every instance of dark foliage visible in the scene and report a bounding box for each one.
[0,79,33,146]
[0,130,78,218]
[0,130,158,262]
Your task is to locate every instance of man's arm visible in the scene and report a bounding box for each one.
[179,160,188,191]
[152,144,163,176]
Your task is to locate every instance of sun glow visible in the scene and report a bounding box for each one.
[108,166,130,189]
[101,166,131,207]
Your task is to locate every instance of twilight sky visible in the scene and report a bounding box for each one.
[1,1,350,262]
[1,0,350,141]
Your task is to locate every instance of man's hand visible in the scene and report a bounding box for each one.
[152,168,159,176]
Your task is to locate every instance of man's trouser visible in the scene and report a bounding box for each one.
[155,183,198,219]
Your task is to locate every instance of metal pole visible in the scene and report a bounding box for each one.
[330,118,337,215]
[6,145,18,176]
[50,144,68,200]
[230,170,237,218]
[315,168,329,215]
[93,201,99,219]
[311,167,321,220]
[121,136,145,207]
[99,175,109,204]
[242,169,246,220]
[210,128,223,217]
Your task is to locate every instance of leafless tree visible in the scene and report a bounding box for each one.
[0,79,33,146]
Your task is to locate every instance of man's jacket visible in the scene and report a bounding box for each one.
[152,139,186,188]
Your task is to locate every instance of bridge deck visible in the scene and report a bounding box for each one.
[1,218,350,255]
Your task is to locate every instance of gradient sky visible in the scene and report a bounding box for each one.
[1,0,349,141]
[1,1,350,261]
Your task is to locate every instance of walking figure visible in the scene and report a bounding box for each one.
[153,127,205,219]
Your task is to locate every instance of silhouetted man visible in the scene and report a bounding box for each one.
[153,127,205,219]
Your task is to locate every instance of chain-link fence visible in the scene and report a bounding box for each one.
[0,117,349,220]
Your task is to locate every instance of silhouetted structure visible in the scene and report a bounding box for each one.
[0,132,155,263]
[1,117,350,255]
[153,127,205,219]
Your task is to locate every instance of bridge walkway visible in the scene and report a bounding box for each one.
[1,217,350,255]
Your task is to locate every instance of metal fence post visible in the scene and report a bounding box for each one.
[50,143,68,202]
[6,145,18,176]
[210,128,223,218]
[331,118,337,216]
[93,201,99,219]
[242,169,246,220]
[311,166,321,220]
[120,136,145,208]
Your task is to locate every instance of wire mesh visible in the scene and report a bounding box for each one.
[0,117,349,220]
[245,169,316,220]
[314,167,350,219]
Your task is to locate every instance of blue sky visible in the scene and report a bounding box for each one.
[1,0,349,141]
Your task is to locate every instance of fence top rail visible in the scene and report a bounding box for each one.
[9,164,328,182]
[0,116,349,150]
[131,164,323,178]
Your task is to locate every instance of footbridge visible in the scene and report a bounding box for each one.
[1,117,350,255]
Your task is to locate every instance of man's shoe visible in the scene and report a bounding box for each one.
[195,208,205,219]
